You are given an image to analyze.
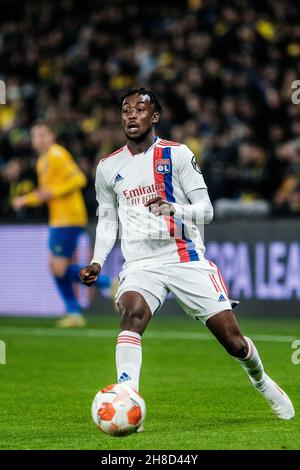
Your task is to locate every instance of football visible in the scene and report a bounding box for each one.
[91,383,146,436]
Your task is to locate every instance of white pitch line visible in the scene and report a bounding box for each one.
[0,326,298,343]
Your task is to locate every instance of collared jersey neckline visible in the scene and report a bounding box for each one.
[126,136,159,157]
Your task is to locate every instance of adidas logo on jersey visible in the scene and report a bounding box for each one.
[218,294,226,302]
[114,173,124,184]
[118,372,131,383]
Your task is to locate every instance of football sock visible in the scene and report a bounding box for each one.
[116,330,142,391]
[53,275,81,315]
[235,336,264,386]
[65,265,111,289]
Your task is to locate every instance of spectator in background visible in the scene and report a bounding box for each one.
[214,142,272,218]
[0,0,300,219]
[183,120,203,163]
[0,157,42,220]
[273,139,300,216]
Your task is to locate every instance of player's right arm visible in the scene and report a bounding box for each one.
[12,153,54,209]
[12,189,52,209]
[80,162,118,286]
[12,147,86,210]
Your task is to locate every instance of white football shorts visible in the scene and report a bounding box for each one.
[116,258,232,324]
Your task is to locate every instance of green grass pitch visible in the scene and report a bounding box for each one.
[0,314,299,450]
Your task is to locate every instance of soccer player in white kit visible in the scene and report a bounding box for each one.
[80,88,294,421]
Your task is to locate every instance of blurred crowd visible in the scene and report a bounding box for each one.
[0,0,300,220]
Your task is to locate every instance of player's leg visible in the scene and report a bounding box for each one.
[114,267,167,392]
[49,226,111,327]
[206,310,295,420]
[116,288,162,434]
[48,227,85,327]
[50,226,111,289]
[116,291,152,392]
[50,255,82,314]
[168,260,294,420]
[50,254,86,327]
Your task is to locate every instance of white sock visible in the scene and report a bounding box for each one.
[235,336,264,386]
[116,330,142,391]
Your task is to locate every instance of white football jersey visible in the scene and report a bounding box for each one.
[95,137,207,268]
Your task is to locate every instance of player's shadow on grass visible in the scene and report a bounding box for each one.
[219,416,271,426]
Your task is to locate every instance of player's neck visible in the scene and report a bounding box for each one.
[38,143,54,156]
[126,132,157,155]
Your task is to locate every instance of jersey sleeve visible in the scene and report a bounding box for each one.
[49,149,87,198]
[22,191,43,206]
[95,161,117,208]
[90,162,118,267]
[176,144,207,194]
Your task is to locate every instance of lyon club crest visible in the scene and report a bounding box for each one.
[155,159,171,174]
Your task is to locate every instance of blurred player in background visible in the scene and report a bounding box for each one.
[12,121,111,327]
[80,87,294,423]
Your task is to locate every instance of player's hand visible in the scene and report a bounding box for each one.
[79,263,101,286]
[12,196,26,210]
[144,196,175,216]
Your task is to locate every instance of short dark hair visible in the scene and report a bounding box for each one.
[120,87,163,115]
[30,119,56,135]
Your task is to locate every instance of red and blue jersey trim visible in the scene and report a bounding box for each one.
[101,146,125,162]
[153,146,199,262]
[159,139,181,147]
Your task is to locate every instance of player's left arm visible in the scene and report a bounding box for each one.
[174,187,213,224]
[145,145,213,224]
[80,163,118,286]
[49,155,87,198]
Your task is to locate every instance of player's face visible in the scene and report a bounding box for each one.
[30,125,55,154]
[121,94,159,141]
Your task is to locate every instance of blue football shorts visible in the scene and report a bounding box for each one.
[48,226,85,258]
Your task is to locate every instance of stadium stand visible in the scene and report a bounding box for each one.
[0,0,300,219]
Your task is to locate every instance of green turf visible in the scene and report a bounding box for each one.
[0,314,299,450]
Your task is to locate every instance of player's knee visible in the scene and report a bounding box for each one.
[224,334,248,358]
[49,259,67,278]
[119,306,148,334]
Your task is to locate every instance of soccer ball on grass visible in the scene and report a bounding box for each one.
[91,383,146,436]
